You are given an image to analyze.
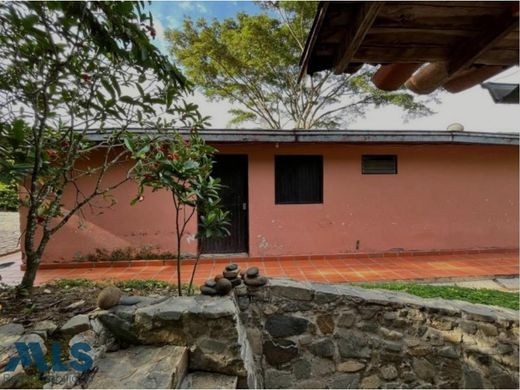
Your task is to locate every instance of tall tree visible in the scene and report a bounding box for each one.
[166,1,434,129]
[0,2,206,291]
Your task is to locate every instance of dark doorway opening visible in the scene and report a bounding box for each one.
[200,155,248,254]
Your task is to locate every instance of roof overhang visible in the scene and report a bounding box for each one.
[85,129,519,146]
[299,1,519,94]
[482,82,520,103]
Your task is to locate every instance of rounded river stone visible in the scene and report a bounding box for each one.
[244,275,267,287]
[205,279,217,288]
[200,285,217,296]
[215,278,232,295]
[246,267,259,278]
[225,263,238,271]
[223,270,239,278]
[230,278,242,287]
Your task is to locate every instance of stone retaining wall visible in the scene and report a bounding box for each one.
[90,279,518,389]
[95,295,259,388]
[240,279,519,389]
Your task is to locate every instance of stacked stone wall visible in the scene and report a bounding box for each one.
[240,279,519,389]
[87,279,518,389]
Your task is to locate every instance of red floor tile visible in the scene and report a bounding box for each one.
[2,250,519,287]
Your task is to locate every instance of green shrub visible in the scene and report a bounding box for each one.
[0,181,18,211]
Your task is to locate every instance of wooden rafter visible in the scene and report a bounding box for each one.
[406,5,519,94]
[333,2,384,75]
[297,2,330,82]
[448,6,519,74]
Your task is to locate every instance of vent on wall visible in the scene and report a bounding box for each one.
[362,155,398,175]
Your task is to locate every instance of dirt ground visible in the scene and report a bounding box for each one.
[0,280,177,328]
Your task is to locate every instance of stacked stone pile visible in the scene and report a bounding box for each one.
[200,264,267,296]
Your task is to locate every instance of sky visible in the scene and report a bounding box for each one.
[147,1,519,133]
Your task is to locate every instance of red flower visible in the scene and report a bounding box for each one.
[82,74,91,82]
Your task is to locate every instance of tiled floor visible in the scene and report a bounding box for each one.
[0,251,518,287]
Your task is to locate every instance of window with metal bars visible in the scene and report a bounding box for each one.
[275,155,323,204]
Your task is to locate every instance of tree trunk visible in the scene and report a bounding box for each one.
[176,235,182,296]
[188,241,203,295]
[19,252,40,291]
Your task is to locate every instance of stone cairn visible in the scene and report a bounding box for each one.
[200,264,267,296]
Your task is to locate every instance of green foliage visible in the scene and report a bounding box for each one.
[114,279,174,291]
[50,278,97,289]
[358,282,519,310]
[47,277,191,293]
[0,1,206,290]
[125,130,230,295]
[166,1,434,129]
[0,180,18,211]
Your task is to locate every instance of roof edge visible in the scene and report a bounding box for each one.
[84,129,519,146]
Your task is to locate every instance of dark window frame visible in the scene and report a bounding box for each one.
[275,155,323,205]
[361,155,398,175]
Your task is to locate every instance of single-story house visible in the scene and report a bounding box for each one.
[20,129,519,265]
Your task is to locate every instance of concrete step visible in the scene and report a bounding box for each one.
[180,371,238,389]
[87,345,188,389]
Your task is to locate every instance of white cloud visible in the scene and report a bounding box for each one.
[196,3,209,13]
[177,2,193,11]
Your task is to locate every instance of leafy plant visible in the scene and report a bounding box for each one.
[0,180,18,211]
[126,131,230,296]
[0,2,206,292]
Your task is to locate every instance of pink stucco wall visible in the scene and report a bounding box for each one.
[24,143,519,263]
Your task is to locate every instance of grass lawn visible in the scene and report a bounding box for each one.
[357,282,519,310]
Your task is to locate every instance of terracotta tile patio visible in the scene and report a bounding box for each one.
[0,251,518,287]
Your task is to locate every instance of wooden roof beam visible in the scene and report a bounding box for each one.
[372,63,422,91]
[333,2,385,75]
[444,65,508,93]
[448,4,519,74]
[406,4,518,94]
[298,2,330,83]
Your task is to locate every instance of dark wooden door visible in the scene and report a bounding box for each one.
[200,155,248,254]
